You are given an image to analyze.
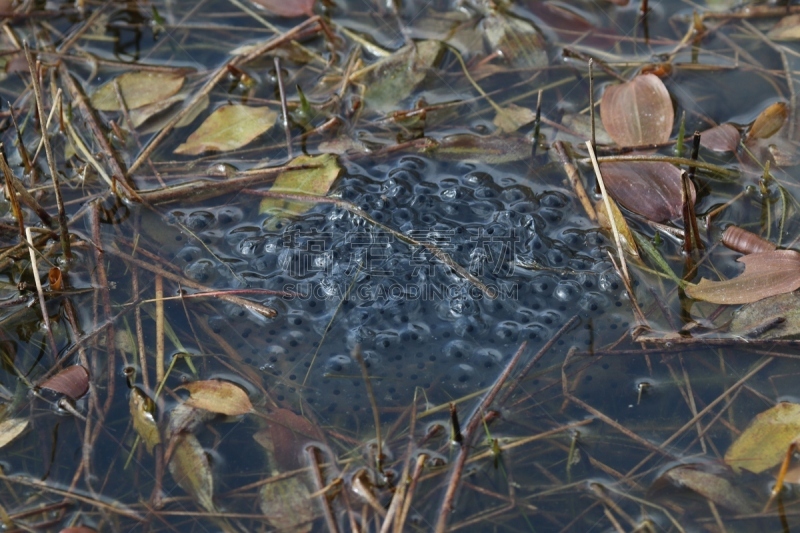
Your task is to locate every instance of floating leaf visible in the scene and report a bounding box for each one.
[699,123,740,152]
[599,161,690,222]
[729,292,800,340]
[258,153,342,219]
[600,74,674,147]
[493,103,537,133]
[181,379,253,416]
[0,417,28,449]
[91,71,185,112]
[768,14,800,41]
[725,402,800,473]
[433,134,533,163]
[130,386,161,454]
[721,226,776,255]
[39,365,89,399]
[653,463,755,512]
[595,197,639,258]
[748,102,788,141]
[259,475,316,533]
[249,0,314,17]
[174,105,277,155]
[169,433,215,512]
[685,250,800,305]
[483,12,548,69]
[361,40,444,113]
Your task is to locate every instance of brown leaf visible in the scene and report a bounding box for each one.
[482,13,548,69]
[653,463,755,512]
[748,101,788,141]
[595,197,639,258]
[169,433,215,512]
[59,528,98,533]
[254,408,324,469]
[721,226,776,255]
[729,292,800,340]
[39,365,89,399]
[699,123,740,152]
[249,0,314,17]
[768,14,800,41]
[725,402,800,473]
[434,134,533,163]
[0,417,28,449]
[685,250,800,305]
[174,105,277,155]
[493,103,537,133]
[259,474,317,532]
[48,267,63,290]
[600,74,674,147]
[181,379,253,416]
[599,161,691,222]
[91,71,185,112]
[130,386,161,454]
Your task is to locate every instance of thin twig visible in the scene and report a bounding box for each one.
[274,56,292,160]
[25,226,57,356]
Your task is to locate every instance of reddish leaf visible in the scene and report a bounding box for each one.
[254,408,324,469]
[600,74,674,147]
[249,0,313,17]
[599,161,691,222]
[39,365,89,399]
[699,123,740,152]
[722,226,776,255]
[48,267,63,290]
[686,250,800,305]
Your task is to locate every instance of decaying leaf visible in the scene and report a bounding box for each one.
[652,463,755,512]
[174,105,278,155]
[748,102,788,141]
[130,386,161,454]
[482,12,548,69]
[360,40,444,113]
[685,250,800,305]
[725,402,800,473]
[433,134,533,163]
[59,528,98,533]
[248,0,314,17]
[493,103,536,133]
[599,161,690,222]
[39,365,89,399]
[729,292,800,340]
[259,474,317,533]
[595,197,639,258]
[254,408,325,469]
[600,74,674,147]
[768,14,800,41]
[91,71,185,111]
[559,113,614,145]
[169,432,215,512]
[48,267,63,290]
[258,153,342,219]
[721,226,776,255]
[699,123,740,152]
[0,417,28,449]
[181,379,253,416]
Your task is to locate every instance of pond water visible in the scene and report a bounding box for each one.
[2,0,800,531]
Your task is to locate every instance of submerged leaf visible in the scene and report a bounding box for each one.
[169,433,215,512]
[0,417,28,449]
[258,153,342,219]
[249,0,314,17]
[254,408,324,469]
[685,250,800,305]
[259,475,317,532]
[493,103,536,133]
[699,123,740,152]
[725,402,800,473]
[729,292,800,340]
[654,463,755,512]
[130,386,161,454]
[91,71,185,111]
[483,12,548,69]
[174,105,277,155]
[181,379,253,416]
[600,74,674,147]
[39,365,89,399]
[361,40,444,113]
[433,134,533,163]
[599,161,689,222]
[748,102,788,141]
[595,197,639,258]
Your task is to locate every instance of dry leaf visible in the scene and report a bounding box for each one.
[600,74,674,147]
[169,433,215,512]
[748,102,788,141]
[768,14,800,41]
[595,197,639,258]
[599,161,690,222]
[0,417,28,449]
[182,379,253,416]
[249,0,314,17]
[130,386,161,454]
[174,105,277,155]
[39,365,89,399]
[686,250,800,305]
[699,123,740,152]
[91,71,185,111]
[259,153,342,221]
[721,226,776,255]
[725,402,800,473]
[493,103,537,133]
[259,475,317,532]
[48,267,63,290]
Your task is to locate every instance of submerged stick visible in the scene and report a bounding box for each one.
[354,345,384,473]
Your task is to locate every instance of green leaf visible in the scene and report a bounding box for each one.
[725,402,800,473]
[258,153,342,220]
[169,433,215,512]
[493,103,536,134]
[91,71,185,111]
[174,105,277,155]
